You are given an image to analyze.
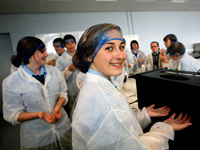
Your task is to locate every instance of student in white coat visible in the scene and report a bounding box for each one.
[72,23,192,150]
[167,42,200,72]
[126,40,146,74]
[56,35,79,118]
[2,36,72,150]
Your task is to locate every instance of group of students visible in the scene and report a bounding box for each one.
[2,23,193,150]
[127,34,200,75]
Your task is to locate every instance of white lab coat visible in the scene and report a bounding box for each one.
[72,73,174,150]
[2,65,71,149]
[76,69,125,90]
[178,53,200,72]
[56,51,79,97]
[126,50,146,74]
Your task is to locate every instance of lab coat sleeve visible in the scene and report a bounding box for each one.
[140,122,174,150]
[133,107,151,129]
[76,72,86,89]
[63,67,72,80]
[56,57,65,72]
[126,52,134,72]
[56,68,68,105]
[2,82,24,125]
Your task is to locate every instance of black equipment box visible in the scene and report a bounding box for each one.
[131,69,199,150]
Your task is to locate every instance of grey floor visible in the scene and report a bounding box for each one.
[0,113,20,150]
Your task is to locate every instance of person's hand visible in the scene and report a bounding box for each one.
[163,113,192,131]
[146,104,170,117]
[159,48,165,61]
[68,64,77,71]
[53,106,62,122]
[138,58,145,62]
[125,63,131,67]
[39,111,55,123]
[134,61,138,65]
[47,59,56,66]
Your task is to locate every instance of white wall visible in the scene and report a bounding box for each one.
[0,11,200,55]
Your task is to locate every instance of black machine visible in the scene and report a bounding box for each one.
[131,69,199,150]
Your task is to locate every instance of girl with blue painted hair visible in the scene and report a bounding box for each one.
[3,36,72,150]
[72,23,192,150]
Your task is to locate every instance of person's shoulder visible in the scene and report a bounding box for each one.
[45,65,61,74]
[2,70,21,88]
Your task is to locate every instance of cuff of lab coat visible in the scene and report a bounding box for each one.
[59,93,68,106]
[63,67,72,80]
[142,107,151,128]
[12,111,23,125]
[150,122,175,141]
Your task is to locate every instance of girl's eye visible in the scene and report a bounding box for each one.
[40,49,46,53]
[105,47,113,51]
[120,45,125,50]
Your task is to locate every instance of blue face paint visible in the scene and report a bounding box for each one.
[92,37,124,61]
[23,43,45,60]
[64,39,75,44]
[53,44,64,48]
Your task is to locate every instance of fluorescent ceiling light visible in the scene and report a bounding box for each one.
[171,0,189,3]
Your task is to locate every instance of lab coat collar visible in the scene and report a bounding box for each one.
[86,70,119,91]
[18,65,51,85]
[88,67,117,88]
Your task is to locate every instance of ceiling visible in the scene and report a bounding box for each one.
[0,0,200,14]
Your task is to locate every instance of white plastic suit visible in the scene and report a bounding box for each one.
[56,51,79,97]
[2,65,71,150]
[126,49,146,74]
[72,72,174,150]
[178,52,200,72]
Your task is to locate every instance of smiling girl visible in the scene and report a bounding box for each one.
[2,36,72,150]
[72,24,191,150]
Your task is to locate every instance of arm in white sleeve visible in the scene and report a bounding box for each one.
[2,85,24,125]
[63,67,72,80]
[56,68,68,106]
[133,107,151,129]
[140,122,174,150]
[56,57,65,72]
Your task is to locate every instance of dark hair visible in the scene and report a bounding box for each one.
[150,41,159,46]
[130,40,139,50]
[167,42,185,56]
[63,34,76,44]
[11,36,45,67]
[163,34,177,43]
[53,38,64,46]
[72,23,122,73]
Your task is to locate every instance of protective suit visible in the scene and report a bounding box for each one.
[56,51,79,97]
[2,65,71,150]
[76,69,125,90]
[126,50,146,74]
[72,72,174,150]
[178,52,200,72]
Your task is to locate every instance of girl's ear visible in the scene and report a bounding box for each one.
[86,55,93,63]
